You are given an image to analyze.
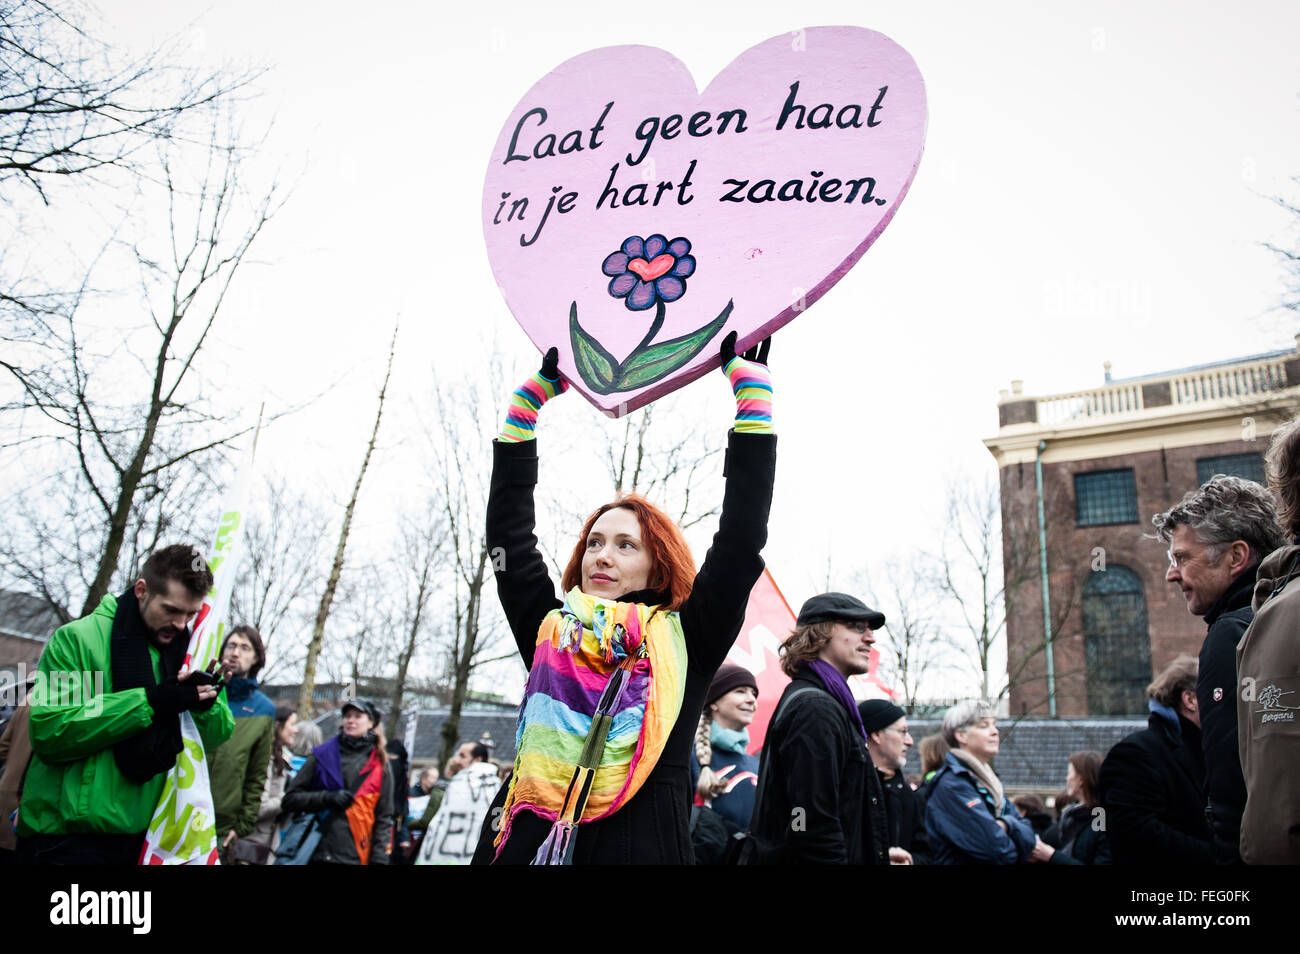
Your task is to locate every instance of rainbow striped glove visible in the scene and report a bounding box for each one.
[499,347,569,443]
[720,332,773,434]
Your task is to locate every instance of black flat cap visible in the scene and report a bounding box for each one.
[796,592,886,629]
[341,696,382,724]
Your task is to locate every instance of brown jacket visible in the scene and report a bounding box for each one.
[0,705,32,853]
[1237,544,1300,864]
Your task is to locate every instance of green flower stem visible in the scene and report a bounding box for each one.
[569,298,733,396]
[631,300,667,354]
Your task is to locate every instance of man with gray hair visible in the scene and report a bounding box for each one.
[1152,475,1285,864]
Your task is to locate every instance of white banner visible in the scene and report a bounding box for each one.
[139,431,257,865]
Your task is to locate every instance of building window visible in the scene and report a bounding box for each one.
[1196,453,1265,487]
[1074,469,1138,526]
[1082,565,1151,715]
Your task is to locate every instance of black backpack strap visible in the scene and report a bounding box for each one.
[1262,551,1300,608]
[738,685,822,861]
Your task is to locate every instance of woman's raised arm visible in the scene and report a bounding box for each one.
[679,333,777,678]
[486,348,567,668]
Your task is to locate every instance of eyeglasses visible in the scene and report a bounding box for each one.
[1168,546,1224,569]
[840,620,874,634]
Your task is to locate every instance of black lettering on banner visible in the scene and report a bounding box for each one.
[688,111,712,136]
[866,86,888,127]
[505,106,547,163]
[505,101,614,165]
[558,129,584,154]
[715,108,747,134]
[720,179,747,202]
[627,115,659,166]
[533,132,557,159]
[589,101,613,150]
[520,185,577,247]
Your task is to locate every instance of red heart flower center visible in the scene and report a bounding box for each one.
[627,253,675,282]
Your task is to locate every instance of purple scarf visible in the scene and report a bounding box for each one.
[805,660,869,742]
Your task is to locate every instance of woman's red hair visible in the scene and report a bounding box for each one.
[561,494,696,611]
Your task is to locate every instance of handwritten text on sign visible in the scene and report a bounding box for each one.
[482,27,926,415]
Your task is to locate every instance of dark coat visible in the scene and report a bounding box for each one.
[879,769,932,864]
[746,668,889,865]
[282,735,394,865]
[925,752,1037,865]
[1197,568,1255,864]
[689,742,759,835]
[472,430,776,865]
[1099,710,1212,865]
[1046,801,1111,865]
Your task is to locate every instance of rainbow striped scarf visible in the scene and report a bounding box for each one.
[494,587,687,862]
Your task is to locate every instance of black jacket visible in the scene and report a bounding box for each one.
[879,769,931,864]
[472,430,776,865]
[281,734,394,865]
[1047,801,1111,865]
[1197,568,1256,864]
[1098,710,1212,865]
[746,668,888,864]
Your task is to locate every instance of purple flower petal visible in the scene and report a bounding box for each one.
[644,234,667,259]
[602,251,629,277]
[656,275,685,302]
[608,273,637,297]
[622,236,645,258]
[626,280,656,310]
[667,237,691,257]
[671,255,695,278]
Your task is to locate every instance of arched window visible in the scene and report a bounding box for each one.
[1082,565,1151,715]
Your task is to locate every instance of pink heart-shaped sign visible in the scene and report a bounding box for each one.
[483,26,927,416]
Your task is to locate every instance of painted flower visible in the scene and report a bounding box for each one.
[602,234,695,311]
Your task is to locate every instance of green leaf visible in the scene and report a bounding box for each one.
[616,300,734,391]
[569,303,619,393]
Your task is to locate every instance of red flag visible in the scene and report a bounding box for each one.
[725,569,796,754]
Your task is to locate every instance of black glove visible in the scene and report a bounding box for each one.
[189,661,229,711]
[540,346,561,381]
[327,790,354,811]
[146,679,202,718]
[719,331,771,366]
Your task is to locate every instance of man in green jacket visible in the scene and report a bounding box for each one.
[208,624,274,860]
[18,544,234,865]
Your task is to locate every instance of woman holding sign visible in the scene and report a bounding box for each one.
[472,334,775,865]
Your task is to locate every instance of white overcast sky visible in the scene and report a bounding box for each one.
[91,1,1299,696]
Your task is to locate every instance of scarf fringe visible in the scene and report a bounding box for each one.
[531,820,578,865]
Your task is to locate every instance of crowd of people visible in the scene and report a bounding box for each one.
[2,335,1299,865]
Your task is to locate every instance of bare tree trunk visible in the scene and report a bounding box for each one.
[298,325,396,717]
[438,545,489,765]
[80,328,173,614]
[391,537,436,721]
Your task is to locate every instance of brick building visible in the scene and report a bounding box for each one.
[984,339,1300,717]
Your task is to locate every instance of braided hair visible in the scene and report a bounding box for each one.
[694,710,725,799]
